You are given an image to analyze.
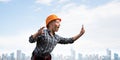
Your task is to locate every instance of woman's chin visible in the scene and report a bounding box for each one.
[55,29,59,32]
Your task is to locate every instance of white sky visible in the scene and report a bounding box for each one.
[0,0,120,58]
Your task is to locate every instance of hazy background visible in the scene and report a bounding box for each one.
[0,0,120,57]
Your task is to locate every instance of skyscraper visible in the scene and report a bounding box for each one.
[2,54,8,60]
[0,56,1,60]
[114,53,118,60]
[106,49,111,60]
[10,53,15,60]
[21,53,25,60]
[78,53,82,60]
[71,48,76,60]
[17,50,21,60]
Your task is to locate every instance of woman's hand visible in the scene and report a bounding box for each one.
[80,25,85,36]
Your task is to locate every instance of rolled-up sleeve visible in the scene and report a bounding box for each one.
[29,35,36,43]
[56,35,75,44]
[29,35,43,43]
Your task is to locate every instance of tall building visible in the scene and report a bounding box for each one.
[21,53,25,60]
[0,50,31,60]
[114,53,118,60]
[10,53,15,60]
[71,48,76,60]
[106,49,111,60]
[2,54,8,60]
[78,53,82,60]
[0,56,1,60]
[17,50,21,60]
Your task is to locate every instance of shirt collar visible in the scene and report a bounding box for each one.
[46,29,55,36]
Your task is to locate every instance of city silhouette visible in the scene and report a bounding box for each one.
[0,49,119,60]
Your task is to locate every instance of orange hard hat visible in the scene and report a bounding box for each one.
[46,14,61,26]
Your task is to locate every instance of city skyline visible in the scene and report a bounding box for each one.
[0,50,30,60]
[0,49,120,60]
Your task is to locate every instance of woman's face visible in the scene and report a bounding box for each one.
[51,20,61,32]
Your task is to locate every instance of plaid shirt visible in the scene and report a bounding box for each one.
[29,29,74,56]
